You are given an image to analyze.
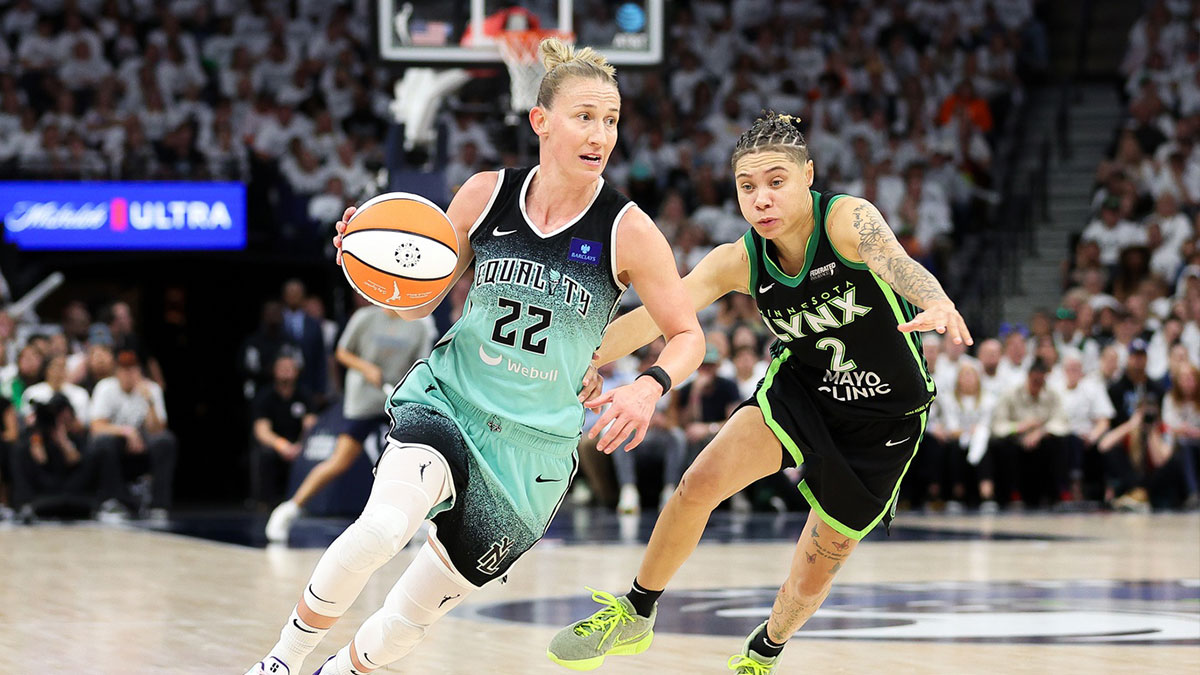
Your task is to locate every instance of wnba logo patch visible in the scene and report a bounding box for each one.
[568,238,601,265]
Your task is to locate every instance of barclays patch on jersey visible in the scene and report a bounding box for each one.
[568,238,602,265]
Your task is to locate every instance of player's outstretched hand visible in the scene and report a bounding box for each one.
[333,205,356,266]
[584,377,662,454]
[579,359,603,404]
[898,300,974,346]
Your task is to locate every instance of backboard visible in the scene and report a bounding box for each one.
[376,0,663,66]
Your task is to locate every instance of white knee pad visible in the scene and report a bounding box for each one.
[337,504,410,572]
[350,542,475,667]
[303,444,456,616]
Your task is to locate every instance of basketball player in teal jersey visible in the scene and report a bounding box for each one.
[245,39,705,675]
[547,112,974,673]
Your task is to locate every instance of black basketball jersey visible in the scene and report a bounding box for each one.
[429,166,630,438]
[744,189,936,419]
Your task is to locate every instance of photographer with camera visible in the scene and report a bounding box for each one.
[1099,339,1167,510]
[9,393,126,522]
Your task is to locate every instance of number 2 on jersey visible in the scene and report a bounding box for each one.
[491,298,553,355]
[816,337,857,372]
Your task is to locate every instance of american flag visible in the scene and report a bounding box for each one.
[409,21,452,47]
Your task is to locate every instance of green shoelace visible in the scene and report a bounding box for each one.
[573,587,638,645]
[727,654,774,674]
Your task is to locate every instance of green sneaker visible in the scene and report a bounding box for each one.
[726,621,780,674]
[546,587,655,671]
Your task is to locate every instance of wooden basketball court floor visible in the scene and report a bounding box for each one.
[1,510,1196,674]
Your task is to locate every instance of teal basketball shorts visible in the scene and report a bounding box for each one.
[384,360,579,587]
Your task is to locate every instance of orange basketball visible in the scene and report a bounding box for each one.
[340,192,460,310]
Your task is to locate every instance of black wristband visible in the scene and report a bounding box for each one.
[638,365,672,396]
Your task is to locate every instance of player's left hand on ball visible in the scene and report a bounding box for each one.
[579,357,603,404]
[333,206,356,266]
[585,377,660,454]
[898,300,974,345]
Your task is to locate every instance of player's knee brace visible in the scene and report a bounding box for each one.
[337,504,409,573]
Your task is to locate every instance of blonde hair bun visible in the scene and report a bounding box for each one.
[534,37,617,109]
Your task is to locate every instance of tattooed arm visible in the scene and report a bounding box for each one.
[828,196,974,345]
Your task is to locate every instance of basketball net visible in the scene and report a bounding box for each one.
[498,30,574,115]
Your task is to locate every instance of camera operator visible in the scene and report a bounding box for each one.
[9,394,127,522]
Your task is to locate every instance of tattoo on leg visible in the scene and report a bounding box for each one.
[805,551,816,564]
[831,538,851,552]
[829,561,842,575]
[810,524,819,539]
[768,582,834,642]
[811,540,850,562]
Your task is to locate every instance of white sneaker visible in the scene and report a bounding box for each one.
[617,484,640,514]
[570,481,594,506]
[266,500,300,543]
[244,657,290,675]
[96,498,130,524]
[144,508,169,527]
[659,484,675,510]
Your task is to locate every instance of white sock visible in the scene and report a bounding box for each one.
[332,646,364,675]
[266,607,328,671]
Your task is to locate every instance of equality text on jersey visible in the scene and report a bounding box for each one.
[474,257,593,318]
[760,282,872,342]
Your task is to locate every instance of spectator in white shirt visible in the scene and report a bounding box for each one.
[55,10,103,64]
[977,337,1020,399]
[275,66,315,109]
[307,176,347,226]
[21,355,91,430]
[57,39,113,93]
[323,140,372,199]
[253,105,312,160]
[251,38,296,97]
[17,18,61,73]
[1081,196,1148,266]
[1161,362,1200,507]
[88,350,176,515]
[3,0,38,42]
[279,140,328,196]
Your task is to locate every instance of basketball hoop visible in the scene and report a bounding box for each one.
[498,30,574,115]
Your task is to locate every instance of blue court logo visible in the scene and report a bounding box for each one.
[466,580,1200,645]
[568,238,601,265]
[616,3,647,33]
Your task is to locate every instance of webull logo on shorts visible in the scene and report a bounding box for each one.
[478,344,559,382]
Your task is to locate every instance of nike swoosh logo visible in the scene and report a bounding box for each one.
[614,628,651,646]
[758,283,775,293]
[535,474,562,483]
[493,227,518,236]
[478,344,502,366]
[292,618,317,634]
[885,437,911,447]
[308,584,335,604]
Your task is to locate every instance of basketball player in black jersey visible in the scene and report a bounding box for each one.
[548,112,973,673]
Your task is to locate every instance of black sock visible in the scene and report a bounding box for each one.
[627,578,662,617]
[748,623,786,659]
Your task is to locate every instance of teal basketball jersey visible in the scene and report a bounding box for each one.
[422,167,630,440]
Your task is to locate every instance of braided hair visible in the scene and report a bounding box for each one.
[731,110,810,171]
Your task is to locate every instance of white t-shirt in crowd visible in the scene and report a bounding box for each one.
[21,381,92,424]
[89,376,167,429]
